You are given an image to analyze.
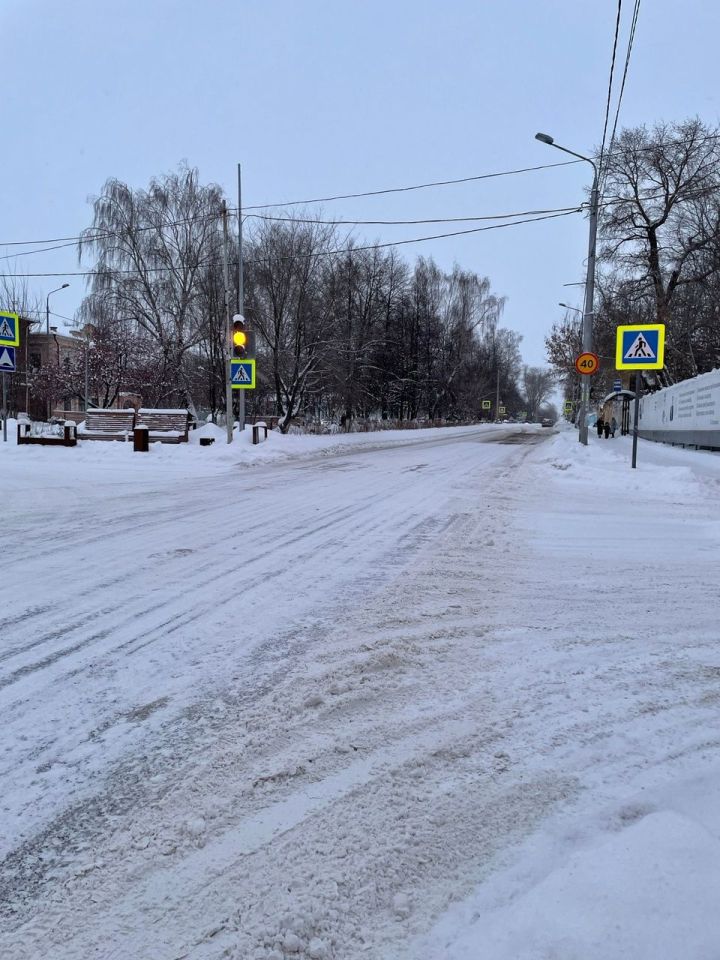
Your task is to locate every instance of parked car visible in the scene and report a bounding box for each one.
[541,418,555,427]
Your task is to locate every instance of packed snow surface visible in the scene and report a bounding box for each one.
[1,422,719,959]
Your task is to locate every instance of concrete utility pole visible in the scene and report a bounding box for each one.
[535,133,599,445]
[221,203,234,444]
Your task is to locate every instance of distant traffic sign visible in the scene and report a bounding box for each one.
[613,378,622,392]
[0,346,16,372]
[563,401,573,413]
[0,311,20,347]
[616,324,665,370]
[575,352,599,375]
[230,359,256,390]
[481,400,492,410]
[498,406,506,415]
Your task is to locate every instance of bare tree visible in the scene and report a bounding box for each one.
[522,366,555,421]
[246,218,336,432]
[78,165,225,412]
[600,119,720,328]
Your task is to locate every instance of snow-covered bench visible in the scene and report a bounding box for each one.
[137,408,191,444]
[78,409,136,441]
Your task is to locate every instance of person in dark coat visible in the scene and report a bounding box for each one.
[604,420,611,438]
[596,417,604,438]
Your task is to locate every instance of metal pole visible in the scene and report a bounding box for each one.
[84,337,89,411]
[221,203,234,444]
[2,372,7,442]
[495,364,500,419]
[237,163,245,434]
[631,372,642,468]
[578,173,599,446]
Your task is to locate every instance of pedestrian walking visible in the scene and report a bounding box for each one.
[611,416,617,438]
[604,420,610,439]
[596,417,604,438]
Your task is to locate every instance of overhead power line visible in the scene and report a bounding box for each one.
[246,210,581,264]
[1,127,718,253]
[1,205,584,264]
[0,209,581,279]
[248,205,581,226]
[605,0,642,180]
[242,160,584,210]
[598,0,624,177]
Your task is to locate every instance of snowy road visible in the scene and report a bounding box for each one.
[2,424,720,960]
[1,425,546,958]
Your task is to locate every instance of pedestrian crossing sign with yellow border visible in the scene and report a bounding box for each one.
[615,324,665,370]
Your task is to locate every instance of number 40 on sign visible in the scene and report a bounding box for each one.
[575,352,600,375]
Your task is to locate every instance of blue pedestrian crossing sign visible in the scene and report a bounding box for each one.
[0,311,20,347]
[616,323,665,370]
[0,346,16,372]
[230,358,256,390]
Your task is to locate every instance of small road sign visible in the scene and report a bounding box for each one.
[0,346,16,371]
[563,401,573,413]
[613,378,622,392]
[0,311,20,347]
[616,324,665,370]
[481,399,492,410]
[231,359,256,390]
[575,352,599,375]
[498,405,506,415]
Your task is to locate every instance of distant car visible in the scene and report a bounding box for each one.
[541,418,555,427]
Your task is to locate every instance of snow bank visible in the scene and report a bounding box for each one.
[422,771,720,960]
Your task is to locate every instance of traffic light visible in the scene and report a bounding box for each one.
[232,318,247,358]
[231,317,256,359]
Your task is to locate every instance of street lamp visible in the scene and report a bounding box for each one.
[70,323,94,411]
[535,132,599,445]
[46,283,70,335]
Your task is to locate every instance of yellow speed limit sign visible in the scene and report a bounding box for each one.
[575,352,599,375]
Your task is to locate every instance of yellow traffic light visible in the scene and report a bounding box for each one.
[233,329,247,348]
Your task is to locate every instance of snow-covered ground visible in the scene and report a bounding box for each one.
[1,422,719,959]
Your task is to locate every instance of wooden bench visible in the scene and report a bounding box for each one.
[78,408,136,441]
[137,408,190,443]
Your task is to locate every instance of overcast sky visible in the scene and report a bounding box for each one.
[2,0,719,366]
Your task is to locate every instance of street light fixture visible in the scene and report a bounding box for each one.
[46,283,70,335]
[535,132,599,446]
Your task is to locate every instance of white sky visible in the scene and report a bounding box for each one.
[2,0,719,365]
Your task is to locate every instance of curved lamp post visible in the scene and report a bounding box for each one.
[536,133,599,445]
[46,283,70,335]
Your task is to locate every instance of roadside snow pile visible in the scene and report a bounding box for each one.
[420,770,720,960]
[189,421,227,443]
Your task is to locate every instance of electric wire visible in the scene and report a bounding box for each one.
[598,0,624,179]
[2,130,720,252]
[0,208,582,278]
[601,0,642,196]
[1,128,719,254]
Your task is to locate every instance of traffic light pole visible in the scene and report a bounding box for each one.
[237,163,245,435]
[222,203,234,444]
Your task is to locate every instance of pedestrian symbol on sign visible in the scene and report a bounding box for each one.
[625,333,654,360]
[230,358,256,390]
